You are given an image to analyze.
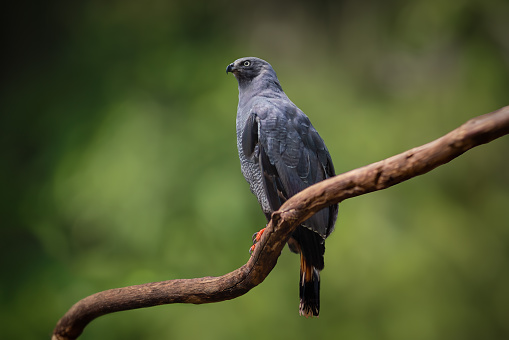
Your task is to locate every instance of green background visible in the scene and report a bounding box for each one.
[2,1,509,339]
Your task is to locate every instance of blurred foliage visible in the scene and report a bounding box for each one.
[1,0,509,339]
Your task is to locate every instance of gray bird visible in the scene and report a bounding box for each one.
[227,57,338,317]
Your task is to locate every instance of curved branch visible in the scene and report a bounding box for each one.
[52,106,509,340]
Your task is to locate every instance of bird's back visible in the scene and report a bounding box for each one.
[236,94,337,238]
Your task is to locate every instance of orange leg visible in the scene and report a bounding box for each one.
[249,227,266,254]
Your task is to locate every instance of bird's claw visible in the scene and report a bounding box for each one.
[249,227,266,254]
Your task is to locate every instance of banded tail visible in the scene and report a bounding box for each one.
[299,254,320,317]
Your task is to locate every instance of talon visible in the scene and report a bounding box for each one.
[252,232,259,244]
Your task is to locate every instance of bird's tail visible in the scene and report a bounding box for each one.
[299,254,320,317]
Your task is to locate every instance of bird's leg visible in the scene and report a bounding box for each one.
[249,227,266,254]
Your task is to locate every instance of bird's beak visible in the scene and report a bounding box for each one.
[226,63,235,74]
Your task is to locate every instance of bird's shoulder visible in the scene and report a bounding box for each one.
[242,97,330,175]
[245,97,310,132]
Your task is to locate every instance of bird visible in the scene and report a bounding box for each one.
[226,57,338,317]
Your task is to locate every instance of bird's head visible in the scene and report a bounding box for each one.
[227,57,275,82]
[226,57,281,92]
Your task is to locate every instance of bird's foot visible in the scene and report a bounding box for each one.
[249,227,266,254]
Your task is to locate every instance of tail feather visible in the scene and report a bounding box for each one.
[299,254,320,317]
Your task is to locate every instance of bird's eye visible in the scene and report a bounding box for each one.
[243,60,251,67]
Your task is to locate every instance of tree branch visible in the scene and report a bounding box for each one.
[52,106,509,340]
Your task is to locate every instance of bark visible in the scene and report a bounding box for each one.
[52,105,509,340]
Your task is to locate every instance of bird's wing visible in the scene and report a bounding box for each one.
[241,100,337,239]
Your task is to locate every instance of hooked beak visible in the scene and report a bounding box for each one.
[226,63,235,74]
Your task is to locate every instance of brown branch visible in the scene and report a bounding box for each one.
[52,106,509,340]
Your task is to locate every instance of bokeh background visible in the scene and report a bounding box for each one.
[2,1,509,339]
